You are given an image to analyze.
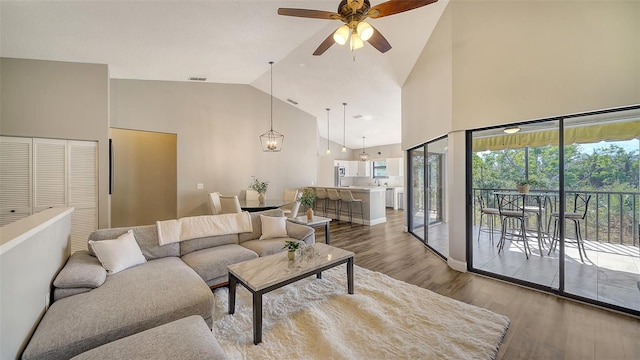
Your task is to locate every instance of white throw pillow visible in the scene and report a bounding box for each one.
[89,230,147,275]
[259,215,288,240]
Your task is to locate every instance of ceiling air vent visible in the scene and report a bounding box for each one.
[188,77,207,81]
[353,115,363,119]
[286,98,299,105]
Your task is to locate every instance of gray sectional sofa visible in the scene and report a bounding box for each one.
[22,209,315,360]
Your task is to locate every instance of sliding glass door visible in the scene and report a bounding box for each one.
[468,105,640,316]
[408,136,449,258]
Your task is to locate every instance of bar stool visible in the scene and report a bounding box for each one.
[326,189,342,220]
[547,193,591,262]
[339,190,363,226]
[315,188,328,216]
[477,195,499,243]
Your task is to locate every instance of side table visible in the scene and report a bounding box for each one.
[288,215,332,244]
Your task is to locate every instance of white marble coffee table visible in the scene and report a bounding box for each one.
[227,243,354,344]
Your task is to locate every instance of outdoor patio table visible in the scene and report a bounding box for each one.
[493,191,556,256]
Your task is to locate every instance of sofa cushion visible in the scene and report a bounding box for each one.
[238,209,284,243]
[181,244,258,286]
[89,225,179,260]
[89,230,147,275]
[259,214,288,240]
[22,257,213,360]
[70,316,227,360]
[53,250,106,289]
[53,287,92,302]
[180,233,239,256]
[241,238,304,257]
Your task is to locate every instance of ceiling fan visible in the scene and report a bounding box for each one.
[278,0,438,56]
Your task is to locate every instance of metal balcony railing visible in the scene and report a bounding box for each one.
[473,188,640,247]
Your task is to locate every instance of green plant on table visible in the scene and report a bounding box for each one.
[283,240,302,252]
[249,176,269,194]
[298,188,317,208]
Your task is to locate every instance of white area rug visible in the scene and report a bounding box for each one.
[212,265,509,359]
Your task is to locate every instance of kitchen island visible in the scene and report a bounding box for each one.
[311,186,386,226]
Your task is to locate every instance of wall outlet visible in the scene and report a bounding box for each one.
[196,183,204,190]
[44,293,50,311]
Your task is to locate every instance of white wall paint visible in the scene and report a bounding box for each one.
[451,1,640,130]
[110,79,318,218]
[402,1,640,270]
[0,58,110,229]
[0,208,72,360]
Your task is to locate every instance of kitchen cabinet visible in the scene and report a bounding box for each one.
[334,160,359,177]
[357,160,371,177]
[386,158,404,177]
[385,188,394,207]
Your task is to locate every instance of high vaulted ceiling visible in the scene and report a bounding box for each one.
[1,0,447,149]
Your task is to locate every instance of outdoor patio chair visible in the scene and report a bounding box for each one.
[496,193,532,259]
[477,195,500,244]
[547,193,592,262]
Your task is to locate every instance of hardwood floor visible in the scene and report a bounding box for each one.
[318,209,640,360]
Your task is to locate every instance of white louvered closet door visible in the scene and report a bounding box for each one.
[68,141,98,253]
[0,137,33,226]
[33,138,67,213]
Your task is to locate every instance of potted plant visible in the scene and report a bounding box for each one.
[516,179,534,193]
[249,177,269,203]
[299,188,317,220]
[283,240,302,260]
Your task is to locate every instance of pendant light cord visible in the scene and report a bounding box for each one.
[269,61,274,131]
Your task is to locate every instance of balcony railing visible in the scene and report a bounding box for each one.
[473,188,640,247]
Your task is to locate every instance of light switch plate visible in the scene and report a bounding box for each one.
[196,183,204,190]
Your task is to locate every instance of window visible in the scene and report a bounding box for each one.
[372,160,387,178]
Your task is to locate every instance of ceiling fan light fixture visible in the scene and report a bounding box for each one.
[350,32,364,51]
[357,21,373,41]
[503,126,521,134]
[333,25,350,45]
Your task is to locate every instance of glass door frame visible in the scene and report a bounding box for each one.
[408,135,449,260]
[465,104,640,317]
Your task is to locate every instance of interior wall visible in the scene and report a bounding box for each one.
[402,0,640,270]
[0,208,72,360]
[402,4,453,151]
[110,79,318,218]
[359,143,404,160]
[451,0,640,129]
[0,58,110,228]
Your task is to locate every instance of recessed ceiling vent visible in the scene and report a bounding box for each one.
[286,98,299,105]
[353,114,363,119]
[188,77,207,81]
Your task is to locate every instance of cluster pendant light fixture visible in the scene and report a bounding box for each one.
[342,103,347,152]
[326,108,331,154]
[359,136,369,161]
[259,61,284,152]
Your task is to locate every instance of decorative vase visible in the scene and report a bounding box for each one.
[287,250,296,261]
[258,193,265,203]
[306,207,314,221]
[517,184,530,194]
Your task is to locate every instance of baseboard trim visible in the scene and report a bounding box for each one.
[447,257,467,273]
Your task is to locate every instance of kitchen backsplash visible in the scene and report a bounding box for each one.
[340,176,404,187]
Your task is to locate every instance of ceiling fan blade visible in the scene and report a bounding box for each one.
[368,0,437,19]
[313,32,337,56]
[278,8,341,20]
[367,26,392,53]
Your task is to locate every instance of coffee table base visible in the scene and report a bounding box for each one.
[228,257,354,345]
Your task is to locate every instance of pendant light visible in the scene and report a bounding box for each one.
[359,136,369,161]
[341,103,347,153]
[259,61,284,152]
[326,108,331,155]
